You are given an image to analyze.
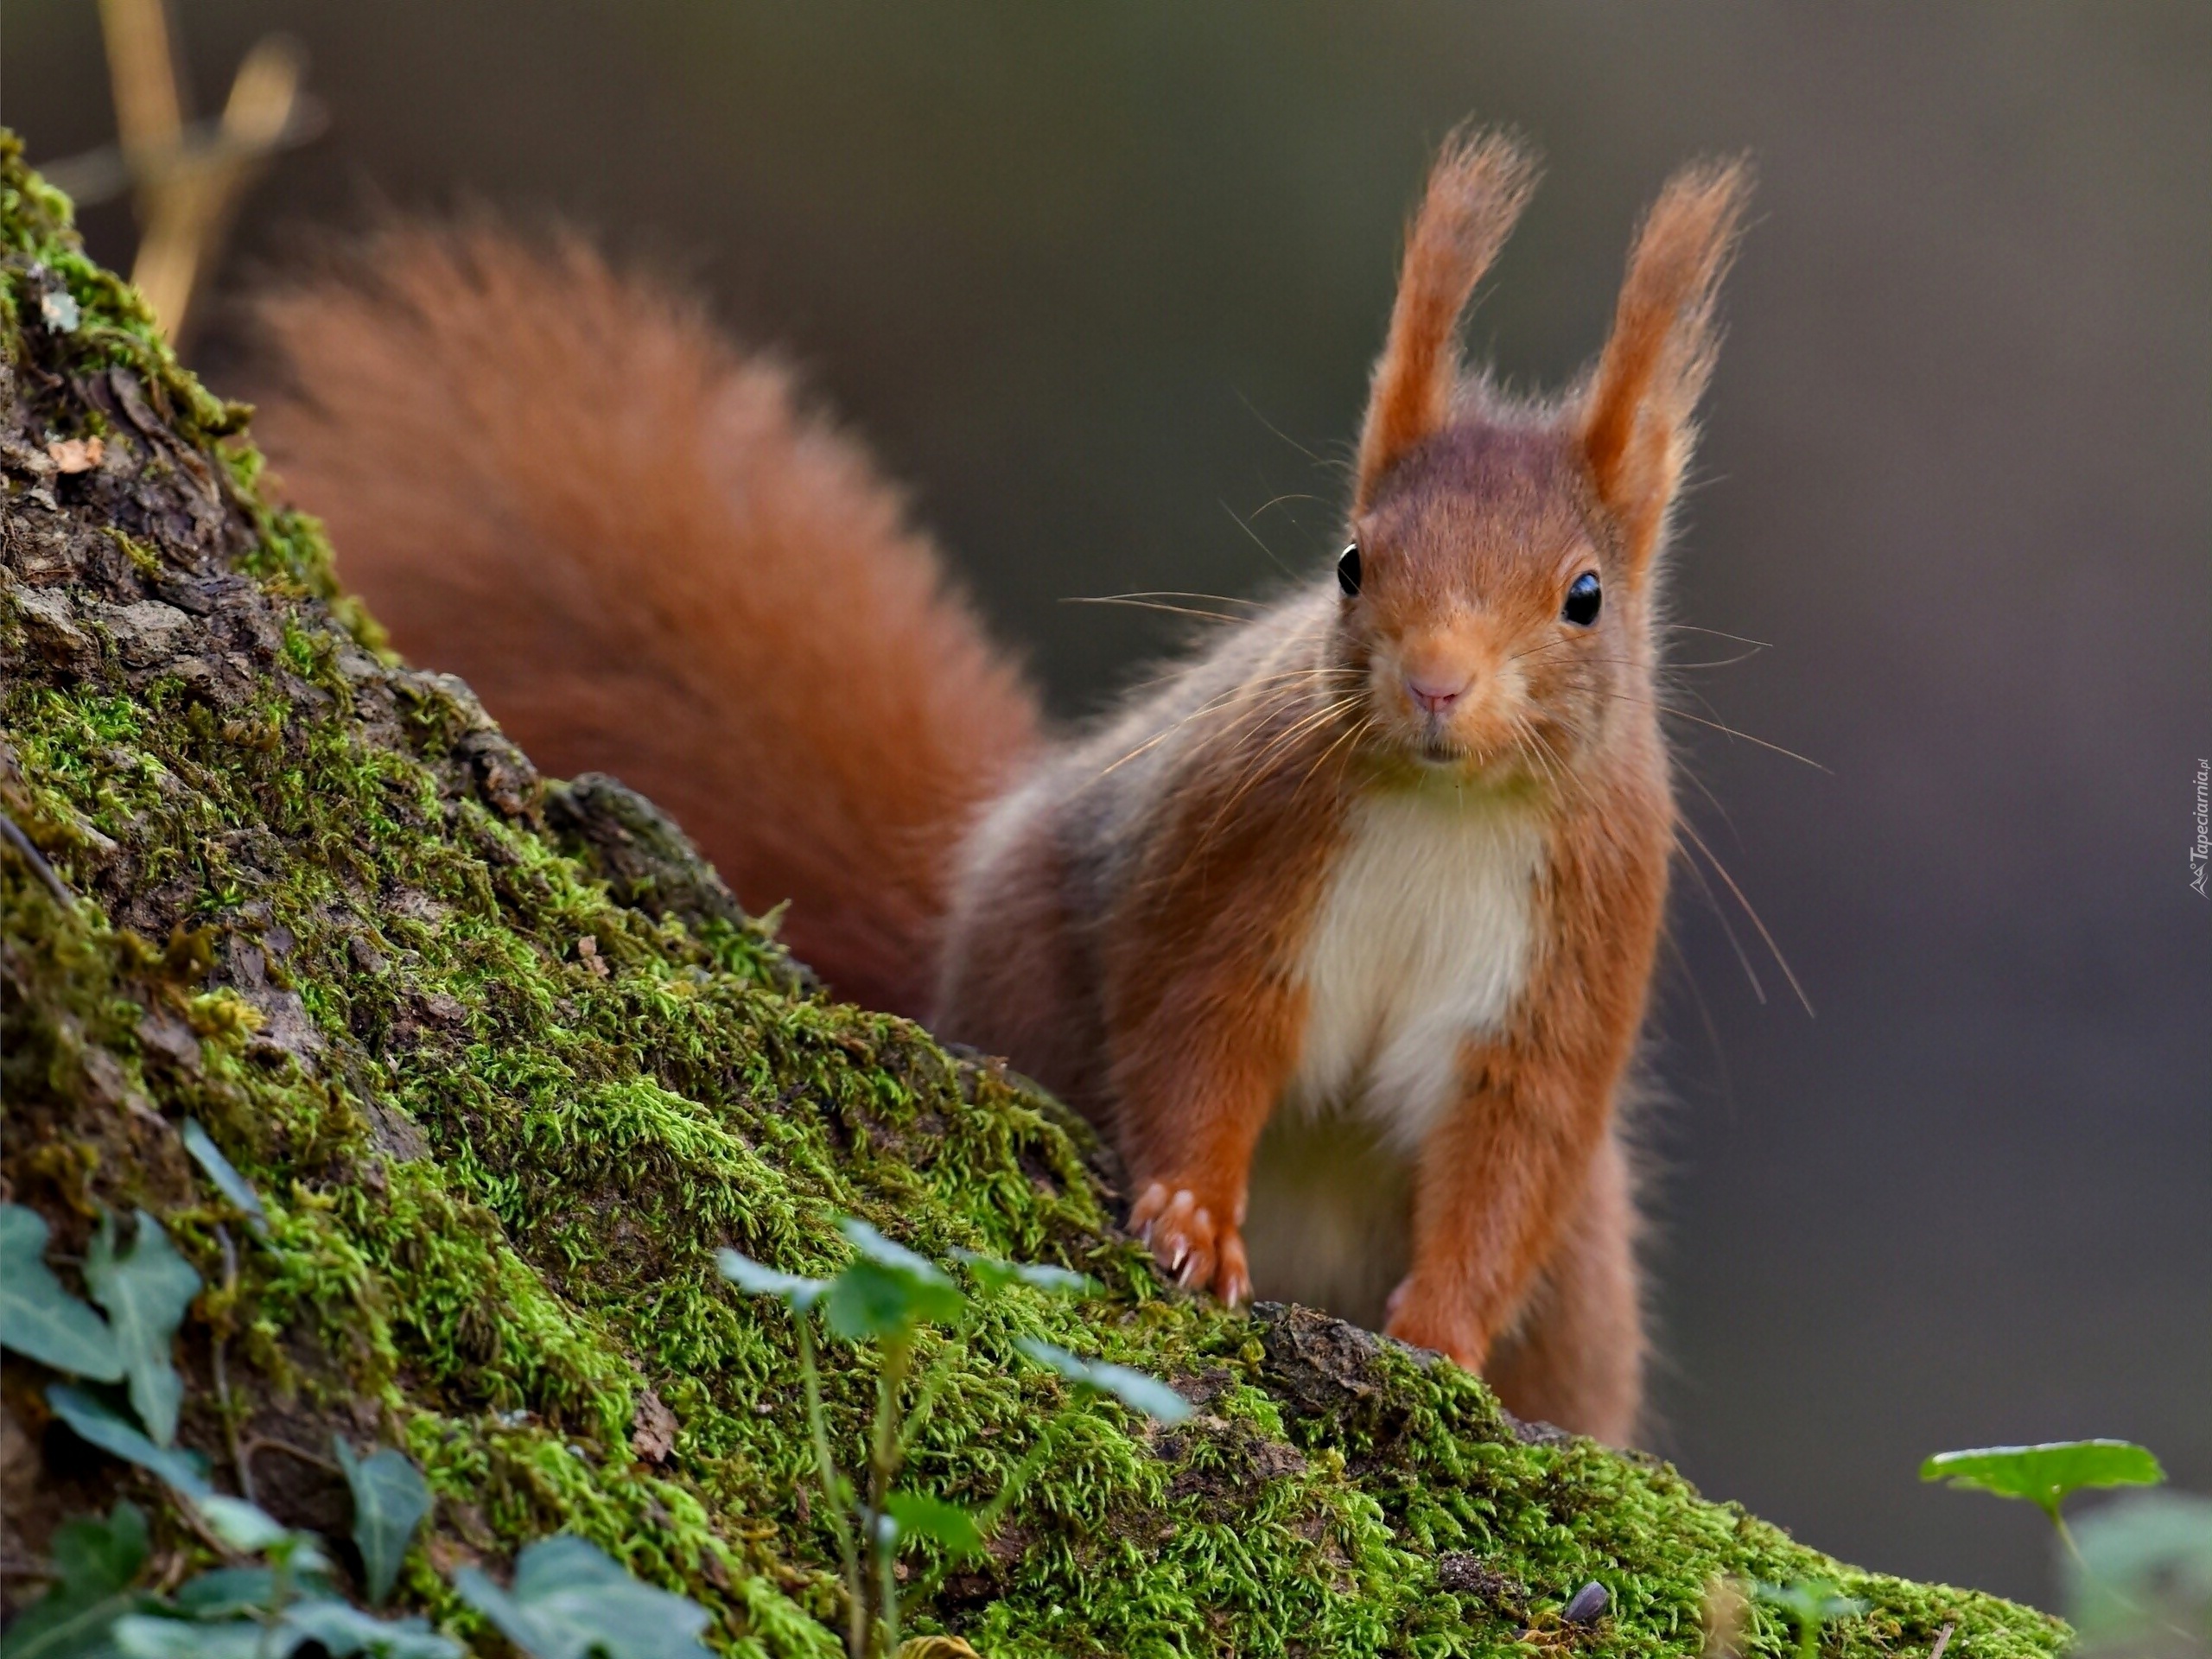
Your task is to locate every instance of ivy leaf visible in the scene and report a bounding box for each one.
[1014,1338,1192,1423]
[280,1599,461,1659]
[181,1122,270,1242]
[52,1503,151,1598]
[1920,1441,2165,1522]
[192,1496,285,1555]
[188,1497,329,1577]
[452,1535,713,1659]
[950,1249,1095,1300]
[169,1570,282,1619]
[47,1385,213,1499]
[111,1617,270,1659]
[334,1440,432,1605]
[884,1492,984,1558]
[0,1500,150,1659]
[714,1248,827,1312]
[168,1571,338,1622]
[83,1210,200,1446]
[0,1203,124,1381]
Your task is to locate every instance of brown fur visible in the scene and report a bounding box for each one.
[248,223,1040,1016]
[1355,130,1539,511]
[251,135,1751,1444]
[944,133,1746,1443]
[1580,161,1751,569]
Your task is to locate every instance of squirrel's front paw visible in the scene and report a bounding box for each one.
[1129,1181,1250,1308]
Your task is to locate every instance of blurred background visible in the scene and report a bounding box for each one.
[7,0,2205,1612]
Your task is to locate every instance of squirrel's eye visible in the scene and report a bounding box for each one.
[1562,570,1602,626]
[1338,543,1362,598]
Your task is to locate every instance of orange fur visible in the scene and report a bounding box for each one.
[1483,1127,1646,1437]
[249,223,1039,1016]
[946,136,1746,1445]
[1580,161,1752,569]
[1355,130,1540,512]
[251,135,1750,1446]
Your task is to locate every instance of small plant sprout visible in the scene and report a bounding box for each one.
[1752,1579,1868,1659]
[718,1219,1187,1657]
[1921,1440,2165,1564]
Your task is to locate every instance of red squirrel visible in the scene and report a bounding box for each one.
[251,130,1749,1444]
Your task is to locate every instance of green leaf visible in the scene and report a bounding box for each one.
[111,1617,271,1659]
[1753,1580,1868,1624]
[839,1218,945,1279]
[83,1210,200,1446]
[180,1122,270,1241]
[280,1599,461,1659]
[2068,1491,2212,1643]
[176,1494,332,1576]
[821,1223,965,1341]
[824,1261,962,1343]
[1014,1338,1192,1423]
[884,1492,984,1558]
[950,1249,1095,1299]
[193,1496,289,1556]
[53,1503,152,1598]
[168,1570,279,1619]
[0,1501,150,1659]
[1013,1336,1194,1433]
[0,1203,124,1381]
[1920,1440,2165,1521]
[47,1385,212,1499]
[334,1440,432,1605]
[452,1535,713,1659]
[163,1568,339,1618]
[714,1248,828,1311]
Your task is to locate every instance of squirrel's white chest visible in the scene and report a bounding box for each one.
[1284,786,1546,1150]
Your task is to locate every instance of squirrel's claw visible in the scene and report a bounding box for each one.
[1131,1179,1248,1308]
[1216,1232,1251,1308]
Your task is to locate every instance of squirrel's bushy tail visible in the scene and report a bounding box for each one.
[249,222,1041,1015]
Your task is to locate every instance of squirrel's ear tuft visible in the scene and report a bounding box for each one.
[1579,158,1752,572]
[1354,128,1540,512]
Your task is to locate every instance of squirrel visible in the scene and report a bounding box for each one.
[248,129,1750,1446]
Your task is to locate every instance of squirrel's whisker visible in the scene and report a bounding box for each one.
[1599,693,1829,772]
[1674,816,1813,1015]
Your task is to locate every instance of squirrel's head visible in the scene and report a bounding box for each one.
[1333,130,1750,787]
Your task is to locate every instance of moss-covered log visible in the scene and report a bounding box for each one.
[0,136,2065,1657]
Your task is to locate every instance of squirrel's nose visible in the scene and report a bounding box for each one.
[1405,673,1467,716]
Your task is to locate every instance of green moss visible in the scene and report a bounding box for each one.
[0,128,2065,1657]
